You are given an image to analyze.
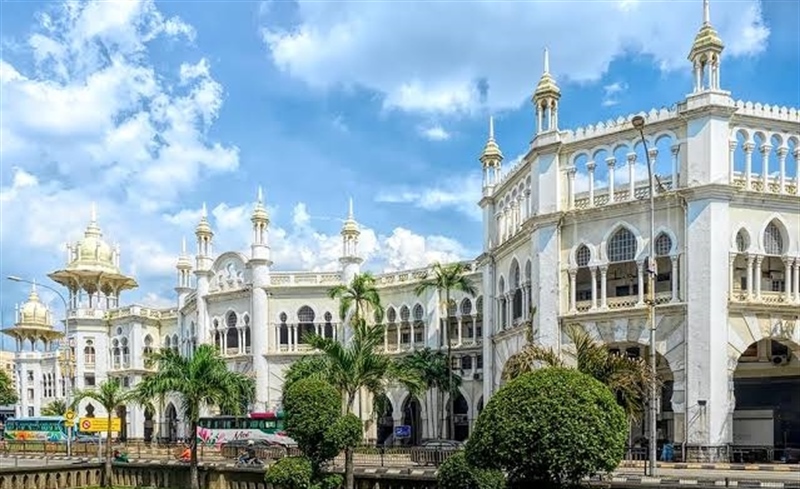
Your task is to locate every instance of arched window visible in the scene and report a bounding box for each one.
[279,312,289,346]
[763,222,784,255]
[399,306,410,323]
[654,233,672,257]
[576,245,591,267]
[386,307,397,323]
[511,261,522,321]
[84,340,95,365]
[323,311,334,339]
[121,337,130,367]
[460,299,472,316]
[112,339,121,369]
[297,306,315,343]
[243,314,251,350]
[143,335,154,368]
[607,228,637,262]
[226,311,239,352]
[735,229,749,253]
[172,334,178,353]
[498,277,507,329]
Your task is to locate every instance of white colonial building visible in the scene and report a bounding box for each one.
[4,0,798,462]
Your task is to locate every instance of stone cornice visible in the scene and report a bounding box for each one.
[560,302,686,322]
[728,300,800,315]
[562,195,681,224]
[205,288,252,302]
[677,184,734,202]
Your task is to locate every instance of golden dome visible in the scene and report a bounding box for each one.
[480,116,503,167]
[66,207,120,275]
[17,286,51,329]
[532,48,561,103]
[688,23,724,61]
[341,198,360,236]
[176,237,193,270]
[196,202,214,237]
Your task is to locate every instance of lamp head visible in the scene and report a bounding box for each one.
[631,115,646,131]
[6,276,22,282]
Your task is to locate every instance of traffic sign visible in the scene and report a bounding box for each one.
[64,410,75,424]
[394,425,411,439]
[78,417,121,433]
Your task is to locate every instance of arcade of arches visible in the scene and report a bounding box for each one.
[374,392,482,445]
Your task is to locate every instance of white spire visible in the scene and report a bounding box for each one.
[90,202,97,223]
[181,236,187,255]
[348,197,354,219]
[257,186,264,204]
[543,47,550,74]
[489,115,495,140]
[201,202,207,218]
[703,0,710,25]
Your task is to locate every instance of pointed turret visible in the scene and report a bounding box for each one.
[250,187,272,264]
[480,116,503,193]
[340,198,363,284]
[688,0,725,92]
[176,237,193,292]
[532,47,561,134]
[195,203,214,272]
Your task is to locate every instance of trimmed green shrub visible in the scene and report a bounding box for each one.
[265,457,313,489]
[438,451,506,489]
[466,367,627,486]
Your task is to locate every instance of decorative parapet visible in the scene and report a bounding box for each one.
[561,107,679,144]
[733,100,800,123]
[269,272,342,287]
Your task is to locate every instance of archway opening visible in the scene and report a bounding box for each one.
[605,342,675,449]
[115,405,128,442]
[451,393,469,442]
[732,338,800,462]
[164,403,178,442]
[401,396,422,446]
[374,394,394,445]
[143,407,154,443]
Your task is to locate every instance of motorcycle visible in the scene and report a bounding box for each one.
[236,454,264,467]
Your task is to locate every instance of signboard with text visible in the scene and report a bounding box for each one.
[79,417,121,433]
[394,425,411,439]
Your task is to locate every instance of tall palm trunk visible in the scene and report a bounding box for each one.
[344,394,357,489]
[445,290,454,440]
[189,418,200,489]
[437,309,445,439]
[104,412,113,488]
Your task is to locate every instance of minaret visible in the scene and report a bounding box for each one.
[249,187,272,411]
[194,203,214,345]
[339,198,363,285]
[688,0,725,93]
[531,47,561,135]
[480,116,503,196]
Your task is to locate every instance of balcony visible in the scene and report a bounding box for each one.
[572,291,675,314]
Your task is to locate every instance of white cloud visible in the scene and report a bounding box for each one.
[602,81,628,107]
[261,0,768,113]
[376,172,482,221]
[419,124,451,141]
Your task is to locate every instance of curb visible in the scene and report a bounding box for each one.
[606,475,800,488]
[620,462,800,473]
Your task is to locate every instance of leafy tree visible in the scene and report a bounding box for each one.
[397,348,462,438]
[414,262,477,439]
[134,345,255,489]
[438,451,506,489]
[41,399,68,416]
[502,323,658,421]
[467,368,627,488]
[267,377,361,489]
[327,271,384,327]
[0,369,17,406]
[72,378,140,488]
[282,355,330,401]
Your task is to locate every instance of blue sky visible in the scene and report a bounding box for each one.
[0,0,798,329]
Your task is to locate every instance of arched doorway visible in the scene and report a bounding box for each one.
[732,338,800,462]
[374,394,394,445]
[402,396,422,445]
[115,405,128,442]
[165,403,178,442]
[143,407,154,443]
[452,392,469,441]
[606,342,675,447]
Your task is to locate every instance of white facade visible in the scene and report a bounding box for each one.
[5,0,799,461]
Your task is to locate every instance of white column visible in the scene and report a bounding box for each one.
[587,161,596,207]
[783,258,793,303]
[506,293,513,327]
[590,266,598,310]
[384,325,389,353]
[395,325,401,352]
[471,316,477,345]
[743,142,754,190]
[636,260,645,305]
[599,266,608,309]
[649,148,660,192]
[755,256,763,299]
[568,269,577,313]
[728,140,737,183]
[794,149,800,192]
[627,152,636,200]
[793,259,800,303]
[761,144,772,192]
[777,146,788,194]
[567,167,576,209]
[457,317,463,346]
[728,254,736,299]
[746,255,755,300]
[291,325,297,352]
[606,158,616,203]
[671,255,679,303]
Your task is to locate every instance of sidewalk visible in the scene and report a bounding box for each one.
[620,461,800,472]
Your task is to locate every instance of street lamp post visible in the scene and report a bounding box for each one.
[630,116,658,477]
[7,275,74,457]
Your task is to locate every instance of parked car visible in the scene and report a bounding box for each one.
[409,439,463,466]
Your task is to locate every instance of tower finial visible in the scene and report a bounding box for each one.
[90,202,97,223]
[257,186,263,204]
[489,116,495,140]
[348,197,354,219]
[703,0,710,25]
[181,236,187,255]
[201,202,207,218]
[543,47,550,74]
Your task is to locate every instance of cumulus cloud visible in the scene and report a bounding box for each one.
[375,172,483,221]
[419,124,451,141]
[602,81,628,107]
[261,0,768,113]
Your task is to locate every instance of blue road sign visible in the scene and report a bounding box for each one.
[394,425,411,438]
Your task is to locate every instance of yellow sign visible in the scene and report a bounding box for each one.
[65,410,76,424]
[78,417,121,433]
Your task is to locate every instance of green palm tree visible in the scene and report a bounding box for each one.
[41,399,68,416]
[413,262,477,439]
[502,323,659,422]
[308,272,422,489]
[134,345,255,489]
[72,378,141,488]
[397,348,461,439]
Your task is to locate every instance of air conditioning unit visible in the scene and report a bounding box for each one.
[772,354,790,366]
[473,372,483,381]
